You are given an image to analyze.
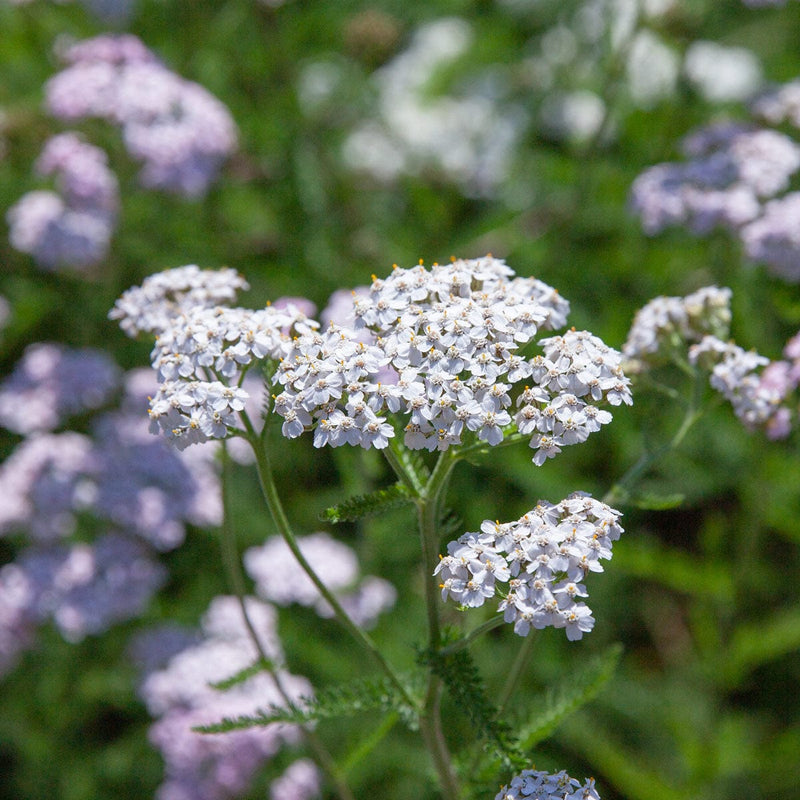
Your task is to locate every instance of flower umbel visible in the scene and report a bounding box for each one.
[436,493,623,640]
[274,257,631,463]
[495,768,601,800]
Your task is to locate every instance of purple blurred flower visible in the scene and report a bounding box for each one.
[244,532,396,628]
[0,342,121,435]
[138,596,312,800]
[14,534,166,643]
[46,34,237,197]
[740,192,800,281]
[270,759,321,800]
[630,123,800,235]
[7,134,119,271]
[0,432,95,542]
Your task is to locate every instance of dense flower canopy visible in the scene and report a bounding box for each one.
[274,256,632,463]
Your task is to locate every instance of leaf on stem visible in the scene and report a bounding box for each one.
[208,657,276,691]
[515,643,622,750]
[194,672,421,734]
[320,482,414,523]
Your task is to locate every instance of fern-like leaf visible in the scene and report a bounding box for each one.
[194,672,420,734]
[208,658,275,691]
[321,482,414,524]
[422,637,524,769]
[469,643,622,785]
[514,642,622,750]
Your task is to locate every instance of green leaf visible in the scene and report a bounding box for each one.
[721,605,800,686]
[208,658,274,691]
[320,482,414,524]
[194,673,420,734]
[627,492,686,510]
[422,636,524,769]
[516,643,622,750]
[614,535,734,601]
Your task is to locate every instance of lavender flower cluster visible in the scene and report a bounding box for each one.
[46,34,238,197]
[690,333,800,439]
[631,77,800,281]
[7,34,237,273]
[244,532,396,628]
[623,286,800,439]
[0,361,220,675]
[435,493,623,641]
[6,0,136,22]
[495,769,600,800]
[0,341,121,434]
[622,285,733,370]
[136,596,320,800]
[274,257,631,464]
[7,133,119,272]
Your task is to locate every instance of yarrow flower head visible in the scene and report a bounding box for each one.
[435,493,623,640]
[109,264,250,337]
[622,285,732,371]
[136,595,314,800]
[0,342,121,434]
[740,192,800,282]
[274,256,631,464]
[630,122,800,236]
[495,768,601,800]
[111,266,318,450]
[244,532,397,628]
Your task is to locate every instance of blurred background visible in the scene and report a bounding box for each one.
[1,1,800,798]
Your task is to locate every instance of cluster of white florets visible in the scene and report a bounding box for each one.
[112,266,317,449]
[274,257,631,464]
[435,493,623,640]
[495,768,601,800]
[622,285,733,369]
[109,264,250,337]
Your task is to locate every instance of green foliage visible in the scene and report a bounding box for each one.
[195,672,421,734]
[514,644,622,751]
[2,1,800,799]
[320,482,414,524]
[422,634,524,770]
[208,658,276,692]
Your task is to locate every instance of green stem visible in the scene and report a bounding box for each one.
[497,630,540,715]
[437,615,506,657]
[240,411,417,712]
[605,369,709,506]
[217,445,355,800]
[417,451,462,800]
[382,446,462,798]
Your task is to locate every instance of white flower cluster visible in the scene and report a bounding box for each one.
[622,285,732,369]
[109,264,249,337]
[274,257,631,464]
[112,267,318,450]
[435,493,623,641]
[689,336,783,431]
[147,304,317,449]
[495,769,600,800]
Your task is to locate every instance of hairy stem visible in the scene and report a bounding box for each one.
[417,451,462,800]
[240,411,417,711]
[217,444,355,800]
